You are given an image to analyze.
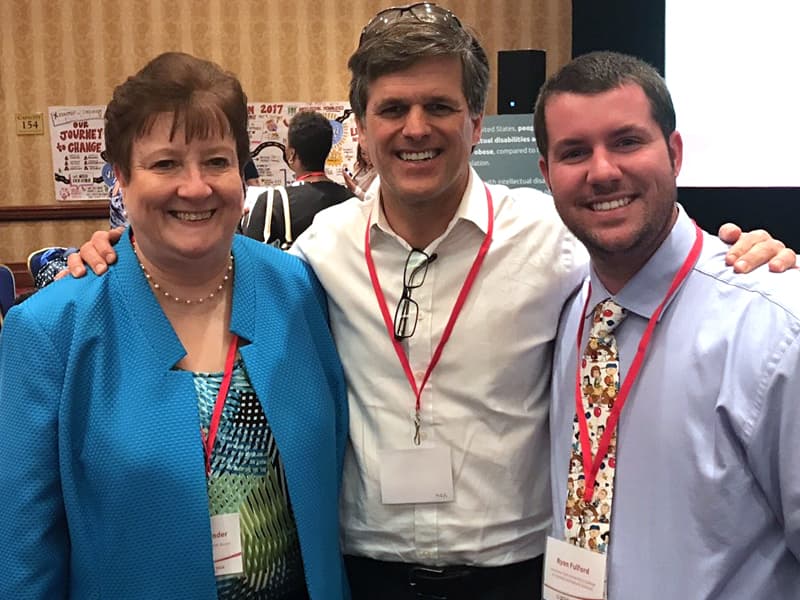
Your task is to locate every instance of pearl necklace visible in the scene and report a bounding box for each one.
[134,244,234,305]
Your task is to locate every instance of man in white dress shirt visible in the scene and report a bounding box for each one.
[290,6,584,598]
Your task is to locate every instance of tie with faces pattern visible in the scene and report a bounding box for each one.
[564,298,627,555]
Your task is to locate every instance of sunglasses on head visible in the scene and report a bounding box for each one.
[359,2,463,46]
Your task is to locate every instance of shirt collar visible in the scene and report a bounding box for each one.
[585,204,698,320]
[368,167,489,251]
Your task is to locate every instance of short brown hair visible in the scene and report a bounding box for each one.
[534,51,675,162]
[348,11,489,121]
[104,52,250,181]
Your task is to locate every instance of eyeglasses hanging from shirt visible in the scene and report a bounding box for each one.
[393,249,438,340]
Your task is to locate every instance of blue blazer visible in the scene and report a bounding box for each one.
[0,232,349,599]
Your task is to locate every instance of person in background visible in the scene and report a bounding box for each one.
[26,246,75,289]
[540,51,800,599]
[244,158,260,186]
[109,179,127,228]
[65,5,795,599]
[243,110,353,247]
[342,143,376,200]
[0,51,348,600]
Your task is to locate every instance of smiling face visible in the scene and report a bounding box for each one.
[119,112,244,273]
[357,55,483,218]
[539,83,682,287]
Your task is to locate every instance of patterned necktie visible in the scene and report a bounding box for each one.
[565,298,627,554]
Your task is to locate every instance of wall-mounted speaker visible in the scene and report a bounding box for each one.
[497,49,546,115]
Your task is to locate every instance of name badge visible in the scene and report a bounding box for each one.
[211,513,244,577]
[378,446,454,504]
[543,536,606,600]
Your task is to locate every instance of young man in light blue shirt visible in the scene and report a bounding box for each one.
[538,51,800,599]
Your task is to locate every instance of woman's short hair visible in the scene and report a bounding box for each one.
[104,52,250,181]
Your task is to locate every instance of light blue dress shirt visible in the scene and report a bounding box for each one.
[550,206,800,599]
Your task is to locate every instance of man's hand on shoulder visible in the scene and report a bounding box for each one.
[66,226,125,277]
[718,223,796,273]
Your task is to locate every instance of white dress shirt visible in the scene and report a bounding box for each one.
[293,168,588,566]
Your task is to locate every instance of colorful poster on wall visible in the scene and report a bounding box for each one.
[247,102,304,187]
[49,102,358,202]
[247,101,357,187]
[49,105,109,201]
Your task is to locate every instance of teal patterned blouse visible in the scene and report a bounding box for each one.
[193,359,308,599]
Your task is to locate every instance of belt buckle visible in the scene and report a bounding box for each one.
[408,565,471,600]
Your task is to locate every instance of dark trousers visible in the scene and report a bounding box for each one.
[345,554,543,600]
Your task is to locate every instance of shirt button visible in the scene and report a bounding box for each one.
[415,371,425,380]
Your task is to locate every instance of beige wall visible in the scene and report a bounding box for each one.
[0,0,570,264]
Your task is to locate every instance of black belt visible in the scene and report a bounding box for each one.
[345,554,543,599]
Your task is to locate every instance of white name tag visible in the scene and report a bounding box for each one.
[543,536,607,600]
[211,513,244,577]
[379,446,454,504]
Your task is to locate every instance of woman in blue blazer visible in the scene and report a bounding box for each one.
[0,52,349,600]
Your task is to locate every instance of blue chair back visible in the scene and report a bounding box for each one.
[0,264,16,317]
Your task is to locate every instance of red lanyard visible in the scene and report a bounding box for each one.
[574,223,703,501]
[201,335,239,476]
[364,185,494,443]
[295,171,326,182]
